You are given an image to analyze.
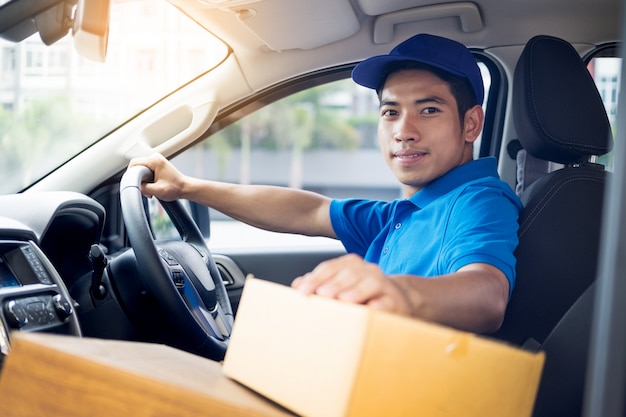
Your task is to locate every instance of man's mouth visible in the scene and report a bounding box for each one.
[393,150,427,160]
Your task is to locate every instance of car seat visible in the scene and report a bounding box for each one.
[488,35,614,416]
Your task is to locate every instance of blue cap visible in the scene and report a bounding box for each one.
[351,33,484,104]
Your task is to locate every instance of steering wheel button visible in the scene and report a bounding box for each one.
[159,249,179,266]
[172,271,185,288]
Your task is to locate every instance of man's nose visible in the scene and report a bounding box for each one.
[394,116,418,142]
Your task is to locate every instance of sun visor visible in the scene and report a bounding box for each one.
[215,0,360,51]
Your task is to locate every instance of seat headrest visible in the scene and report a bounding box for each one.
[513,35,613,164]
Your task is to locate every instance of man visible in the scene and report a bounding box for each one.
[129,33,522,334]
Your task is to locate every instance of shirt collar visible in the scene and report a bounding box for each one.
[409,157,499,208]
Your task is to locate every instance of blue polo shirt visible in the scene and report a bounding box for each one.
[329,157,523,294]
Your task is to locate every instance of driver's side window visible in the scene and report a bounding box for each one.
[154,77,399,247]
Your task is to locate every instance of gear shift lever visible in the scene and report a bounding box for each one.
[89,244,108,300]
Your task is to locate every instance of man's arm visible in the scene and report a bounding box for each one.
[292,254,509,333]
[128,154,335,238]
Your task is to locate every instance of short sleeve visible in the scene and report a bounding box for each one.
[329,199,395,256]
[441,183,522,294]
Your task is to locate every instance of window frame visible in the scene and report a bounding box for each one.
[195,53,506,161]
[583,42,621,172]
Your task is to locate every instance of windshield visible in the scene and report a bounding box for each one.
[0,1,228,195]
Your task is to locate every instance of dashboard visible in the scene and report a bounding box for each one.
[0,188,316,361]
[0,192,105,358]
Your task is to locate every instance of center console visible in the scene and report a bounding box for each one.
[0,222,80,357]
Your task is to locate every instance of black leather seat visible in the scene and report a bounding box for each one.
[488,35,614,416]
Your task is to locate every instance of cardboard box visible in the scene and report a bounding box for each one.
[0,332,295,417]
[223,277,545,417]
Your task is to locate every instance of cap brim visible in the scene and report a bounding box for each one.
[352,55,471,91]
[351,55,411,90]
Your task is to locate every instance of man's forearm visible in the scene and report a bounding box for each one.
[392,263,510,333]
[182,177,335,237]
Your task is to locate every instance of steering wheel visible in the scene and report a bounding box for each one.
[119,165,233,360]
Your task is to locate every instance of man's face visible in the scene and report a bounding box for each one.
[377,69,483,197]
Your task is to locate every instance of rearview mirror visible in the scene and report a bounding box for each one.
[73,0,110,62]
[32,0,111,62]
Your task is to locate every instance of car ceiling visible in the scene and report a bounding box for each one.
[167,0,621,93]
[171,0,620,52]
[1,0,620,90]
[1,0,620,74]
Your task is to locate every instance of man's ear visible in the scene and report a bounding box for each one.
[463,105,484,144]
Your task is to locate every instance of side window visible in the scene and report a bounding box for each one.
[162,61,496,249]
[202,79,400,200]
[587,48,621,171]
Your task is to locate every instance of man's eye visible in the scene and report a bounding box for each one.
[422,107,439,114]
[381,109,398,117]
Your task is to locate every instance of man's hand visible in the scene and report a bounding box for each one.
[128,154,187,201]
[291,254,413,316]
[291,255,509,333]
